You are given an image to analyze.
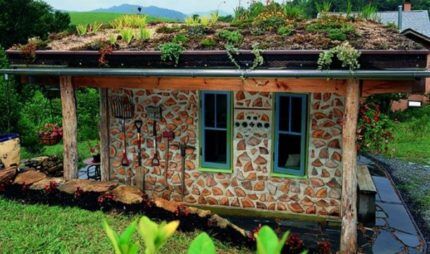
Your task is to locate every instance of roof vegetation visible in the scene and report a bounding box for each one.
[11,2,423,59]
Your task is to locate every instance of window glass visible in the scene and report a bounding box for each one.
[200,91,231,170]
[274,94,307,176]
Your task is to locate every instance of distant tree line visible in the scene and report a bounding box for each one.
[290,0,430,17]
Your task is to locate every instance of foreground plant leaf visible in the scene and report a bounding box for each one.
[187,232,216,254]
[103,219,139,254]
[138,216,179,254]
[256,225,289,254]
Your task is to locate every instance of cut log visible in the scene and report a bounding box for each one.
[58,179,117,194]
[60,76,78,180]
[13,170,47,186]
[340,79,360,253]
[30,177,65,191]
[0,167,17,184]
[111,185,144,205]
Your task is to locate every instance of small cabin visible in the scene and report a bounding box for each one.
[3,16,430,252]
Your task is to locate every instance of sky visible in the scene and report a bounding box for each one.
[43,0,285,14]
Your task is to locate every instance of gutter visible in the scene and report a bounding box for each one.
[1,68,430,79]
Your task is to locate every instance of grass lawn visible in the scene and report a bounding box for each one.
[69,12,171,25]
[384,105,430,165]
[0,197,249,254]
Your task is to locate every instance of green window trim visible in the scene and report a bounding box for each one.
[198,91,233,172]
[273,93,309,177]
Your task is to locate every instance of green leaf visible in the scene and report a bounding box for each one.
[187,233,216,254]
[276,231,290,254]
[256,226,279,254]
[139,216,159,254]
[103,220,122,254]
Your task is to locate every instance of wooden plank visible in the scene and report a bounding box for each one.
[60,76,78,180]
[340,79,360,254]
[357,165,376,193]
[99,88,110,181]
[361,80,414,96]
[73,76,347,95]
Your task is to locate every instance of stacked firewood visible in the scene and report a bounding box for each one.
[23,156,63,177]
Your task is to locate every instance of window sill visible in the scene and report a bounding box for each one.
[198,167,233,174]
[270,172,307,179]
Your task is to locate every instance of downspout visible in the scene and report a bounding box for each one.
[398,5,403,31]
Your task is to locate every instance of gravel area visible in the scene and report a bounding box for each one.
[366,154,430,246]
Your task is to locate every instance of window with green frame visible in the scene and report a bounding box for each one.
[274,93,308,176]
[199,91,232,171]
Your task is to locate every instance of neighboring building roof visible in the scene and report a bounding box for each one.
[376,11,430,37]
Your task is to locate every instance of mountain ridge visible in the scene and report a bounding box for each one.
[92,4,187,20]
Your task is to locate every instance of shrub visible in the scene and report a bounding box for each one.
[217,30,243,46]
[200,38,217,48]
[0,0,71,48]
[284,3,306,19]
[357,103,393,153]
[159,42,184,65]
[76,24,88,36]
[110,15,147,29]
[137,28,152,41]
[155,25,181,34]
[277,25,294,36]
[306,16,355,41]
[172,34,189,45]
[120,29,134,44]
[0,62,20,137]
[318,41,361,70]
[360,4,378,20]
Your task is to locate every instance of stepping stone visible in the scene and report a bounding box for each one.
[372,230,404,254]
[378,202,418,235]
[0,167,17,184]
[393,231,421,248]
[30,177,65,191]
[111,185,144,205]
[58,179,117,194]
[14,170,46,186]
[372,176,401,204]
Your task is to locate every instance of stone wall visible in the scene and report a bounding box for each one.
[108,88,344,217]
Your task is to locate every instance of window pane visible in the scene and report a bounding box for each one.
[204,130,227,164]
[216,94,228,128]
[204,93,215,127]
[277,134,301,169]
[279,96,290,131]
[291,97,303,133]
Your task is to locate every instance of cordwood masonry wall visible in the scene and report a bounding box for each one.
[108,88,344,217]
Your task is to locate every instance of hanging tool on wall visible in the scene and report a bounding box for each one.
[134,120,143,166]
[180,142,195,200]
[134,119,145,191]
[151,120,160,166]
[146,106,162,167]
[111,95,135,168]
[162,131,175,182]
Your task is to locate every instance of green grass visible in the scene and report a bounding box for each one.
[21,140,98,167]
[69,12,171,26]
[0,197,248,254]
[384,105,430,165]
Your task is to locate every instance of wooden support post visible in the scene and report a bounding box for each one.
[340,79,360,253]
[99,88,110,181]
[60,76,78,180]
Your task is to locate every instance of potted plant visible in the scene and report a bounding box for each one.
[88,142,101,163]
[38,123,63,145]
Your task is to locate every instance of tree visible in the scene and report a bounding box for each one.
[0,0,71,48]
[0,47,20,134]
